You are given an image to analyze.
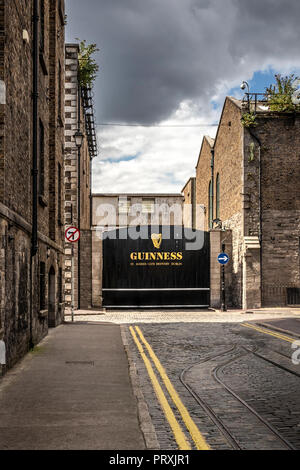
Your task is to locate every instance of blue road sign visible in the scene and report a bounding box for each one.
[218,253,230,265]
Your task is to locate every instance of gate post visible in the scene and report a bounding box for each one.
[210,229,222,309]
[91,229,103,308]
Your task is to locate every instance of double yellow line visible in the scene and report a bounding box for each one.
[243,322,295,344]
[130,326,210,451]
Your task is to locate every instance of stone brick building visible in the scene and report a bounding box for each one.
[0,0,65,370]
[91,194,184,308]
[194,96,300,309]
[182,177,196,229]
[64,44,97,312]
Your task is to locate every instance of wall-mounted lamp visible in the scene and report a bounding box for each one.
[74,130,84,149]
[213,218,223,230]
[240,81,250,94]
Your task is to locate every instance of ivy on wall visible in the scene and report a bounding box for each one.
[77,39,99,89]
[265,74,300,113]
[241,112,257,128]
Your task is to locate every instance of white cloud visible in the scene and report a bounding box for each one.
[93,100,219,193]
[66,0,300,193]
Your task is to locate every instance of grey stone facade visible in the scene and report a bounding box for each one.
[194,96,300,309]
[0,0,65,371]
[64,44,95,311]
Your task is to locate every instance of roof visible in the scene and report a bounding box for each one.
[65,43,80,50]
[196,135,215,169]
[181,177,196,194]
[92,193,184,198]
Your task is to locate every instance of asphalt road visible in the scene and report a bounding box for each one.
[125,319,300,450]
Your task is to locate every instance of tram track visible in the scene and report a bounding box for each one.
[180,344,298,450]
[180,346,242,450]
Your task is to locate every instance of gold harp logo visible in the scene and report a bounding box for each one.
[151,233,162,249]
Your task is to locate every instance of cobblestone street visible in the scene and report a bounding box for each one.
[123,319,300,450]
[65,310,300,450]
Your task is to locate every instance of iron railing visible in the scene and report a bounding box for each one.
[242,93,268,114]
[81,87,98,158]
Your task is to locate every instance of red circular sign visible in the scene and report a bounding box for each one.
[65,227,81,243]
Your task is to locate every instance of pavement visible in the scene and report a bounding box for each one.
[1,308,300,450]
[0,323,145,450]
[64,307,300,324]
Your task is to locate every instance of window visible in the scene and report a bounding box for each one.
[208,181,213,229]
[58,268,63,304]
[39,120,45,196]
[216,173,220,220]
[39,262,46,311]
[40,0,45,52]
[58,163,62,224]
[58,62,62,121]
[142,199,155,214]
[118,197,131,215]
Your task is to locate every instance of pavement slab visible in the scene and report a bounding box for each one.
[0,323,145,450]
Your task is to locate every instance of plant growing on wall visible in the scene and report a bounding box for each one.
[77,39,99,89]
[241,112,257,128]
[265,73,300,112]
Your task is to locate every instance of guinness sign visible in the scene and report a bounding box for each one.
[102,225,210,308]
[151,233,162,249]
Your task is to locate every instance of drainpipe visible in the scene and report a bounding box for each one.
[90,157,92,229]
[77,84,81,309]
[32,0,39,257]
[248,128,262,306]
[210,148,215,228]
[30,0,39,349]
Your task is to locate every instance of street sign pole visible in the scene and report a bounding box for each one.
[71,244,74,322]
[65,227,80,322]
[219,244,227,312]
[221,264,226,312]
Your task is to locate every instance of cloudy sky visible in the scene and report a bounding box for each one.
[66,0,300,193]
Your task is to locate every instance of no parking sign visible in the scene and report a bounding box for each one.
[65,226,80,243]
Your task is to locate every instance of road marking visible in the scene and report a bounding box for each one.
[135,326,211,451]
[243,322,295,344]
[129,327,191,450]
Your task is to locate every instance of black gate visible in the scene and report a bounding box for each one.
[102,226,210,308]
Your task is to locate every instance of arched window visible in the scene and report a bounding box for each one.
[216,173,220,220]
[208,181,213,229]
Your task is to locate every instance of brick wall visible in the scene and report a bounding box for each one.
[0,0,4,202]
[182,177,196,229]
[0,1,65,371]
[80,229,92,308]
[196,96,300,308]
[253,115,300,306]
[49,0,65,244]
[64,44,92,310]
[196,136,214,231]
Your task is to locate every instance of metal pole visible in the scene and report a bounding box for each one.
[30,0,39,350]
[221,243,227,312]
[77,84,81,310]
[71,244,74,322]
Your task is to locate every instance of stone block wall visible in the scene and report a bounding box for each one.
[64,43,93,310]
[182,177,196,229]
[0,1,65,371]
[196,136,214,231]
[80,229,92,309]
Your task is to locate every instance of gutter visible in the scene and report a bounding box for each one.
[248,128,263,306]
[77,83,81,309]
[210,148,215,228]
[32,0,39,257]
[30,0,39,349]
